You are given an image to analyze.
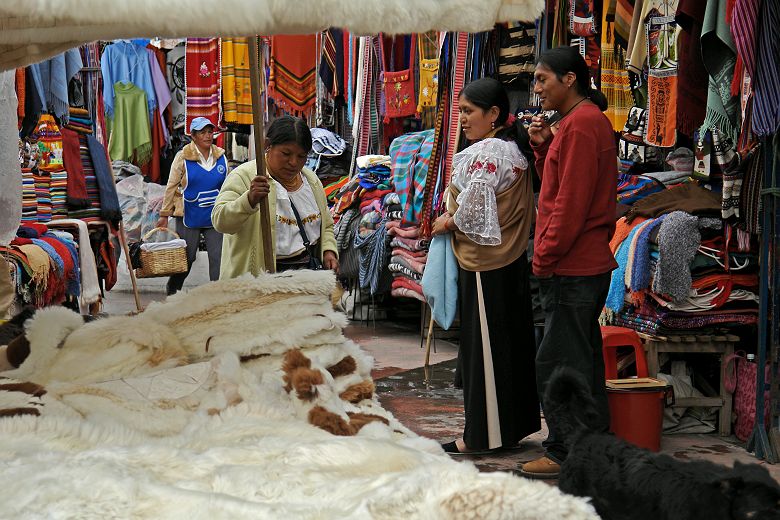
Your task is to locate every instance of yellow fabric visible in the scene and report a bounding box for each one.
[221,38,253,125]
[601,10,633,132]
[213,162,337,279]
[446,171,534,272]
[17,245,50,287]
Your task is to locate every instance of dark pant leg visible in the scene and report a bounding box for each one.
[203,227,223,281]
[166,218,200,295]
[536,272,612,463]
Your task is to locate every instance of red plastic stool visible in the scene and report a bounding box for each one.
[601,326,649,379]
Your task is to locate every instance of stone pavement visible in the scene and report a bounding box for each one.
[101,275,780,484]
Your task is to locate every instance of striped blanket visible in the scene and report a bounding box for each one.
[185,38,221,134]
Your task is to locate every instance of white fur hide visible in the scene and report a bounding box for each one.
[0,0,545,71]
[0,272,598,519]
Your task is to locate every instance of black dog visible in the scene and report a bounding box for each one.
[544,367,780,520]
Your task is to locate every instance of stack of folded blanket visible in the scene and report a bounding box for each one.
[386,220,429,302]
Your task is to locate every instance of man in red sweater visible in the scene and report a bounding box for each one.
[520,47,617,479]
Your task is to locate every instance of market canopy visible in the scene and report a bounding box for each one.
[0,0,544,71]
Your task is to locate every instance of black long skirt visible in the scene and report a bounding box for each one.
[458,255,541,450]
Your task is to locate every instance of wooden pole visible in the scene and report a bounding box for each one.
[118,220,142,312]
[248,35,275,273]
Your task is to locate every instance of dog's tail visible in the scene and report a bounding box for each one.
[543,367,604,445]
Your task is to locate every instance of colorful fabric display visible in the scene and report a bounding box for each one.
[108,82,152,164]
[497,22,536,86]
[269,35,317,116]
[390,129,435,226]
[185,38,222,134]
[617,173,665,205]
[221,38,253,125]
[644,9,679,148]
[21,168,37,223]
[49,170,69,220]
[28,48,83,122]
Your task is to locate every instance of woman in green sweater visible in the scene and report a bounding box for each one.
[212,116,339,278]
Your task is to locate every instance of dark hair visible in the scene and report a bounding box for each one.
[459,77,510,126]
[459,77,534,177]
[265,115,312,152]
[536,46,608,112]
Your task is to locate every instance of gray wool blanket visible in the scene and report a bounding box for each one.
[653,211,722,302]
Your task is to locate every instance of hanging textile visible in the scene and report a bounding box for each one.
[613,0,636,49]
[569,0,598,37]
[28,48,83,123]
[751,0,780,136]
[644,8,679,148]
[101,41,157,121]
[167,43,186,130]
[601,13,632,131]
[0,70,22,245]
[390,129,435,225]
[221,38,253,125]
[417,33,439,113]
[185,38,221,134]
[268,34,317,116]
[675,0,708,138]
[80,42,107,145]
[497,22,536,86]
[380,35,417,122]
[699,0,739,143]
[319,29,345,98]
[108,82,152,165]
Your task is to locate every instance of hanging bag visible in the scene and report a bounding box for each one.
[416,33,439,114]
[380,35,417,123]
[724,350,771,441]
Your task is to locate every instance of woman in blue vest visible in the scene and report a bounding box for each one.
[158,117,228,295]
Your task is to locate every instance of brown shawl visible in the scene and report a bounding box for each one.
[446,172,534,272]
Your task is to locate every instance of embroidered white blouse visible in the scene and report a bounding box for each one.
[274,175,322,258]
[450,138,528,245]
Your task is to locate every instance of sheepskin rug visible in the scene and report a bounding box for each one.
[0,271,598,519]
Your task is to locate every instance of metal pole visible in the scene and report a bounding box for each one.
[248,35,275,273]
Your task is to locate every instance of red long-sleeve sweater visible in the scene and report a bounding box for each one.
[532,104,618,278]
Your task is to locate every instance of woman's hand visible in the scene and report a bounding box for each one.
[323,250,339,273]
[431,213,454,236]
[156,217,169,229]
[528,115,553,146]
[248,175,270,207]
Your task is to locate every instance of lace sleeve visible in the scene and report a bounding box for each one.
[450,139,528,246]
[453,162,501,245]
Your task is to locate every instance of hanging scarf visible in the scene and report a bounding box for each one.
[185,38,221,134]
[61,127,90,209]
[644,8,679,148]
[675,0,708,138]
[28,48,83,123]
[221,38,253,125]
[319,29,344,98]
[751,0,780,136]
[87,135,122,225]
[613,0,636,49]
[699,0,739,144]
[269,35,317,116]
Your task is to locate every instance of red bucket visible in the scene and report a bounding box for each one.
[606,378,674,452]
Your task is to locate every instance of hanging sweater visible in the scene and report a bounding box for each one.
[532,104,618,278]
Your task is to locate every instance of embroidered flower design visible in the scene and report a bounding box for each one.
[394,82,403,92]
[486,162,497,173]
[199,62,210,78]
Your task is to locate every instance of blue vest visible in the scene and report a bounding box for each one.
[182,155,228,228]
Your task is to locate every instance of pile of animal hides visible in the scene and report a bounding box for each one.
[0,270,597,519]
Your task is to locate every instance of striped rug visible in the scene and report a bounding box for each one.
[185,38,221,134]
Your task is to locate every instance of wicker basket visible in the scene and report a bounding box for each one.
[135,228,188,278]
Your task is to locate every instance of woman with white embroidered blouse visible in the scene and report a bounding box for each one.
[431,78,541,455]
[212,116,338,277]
